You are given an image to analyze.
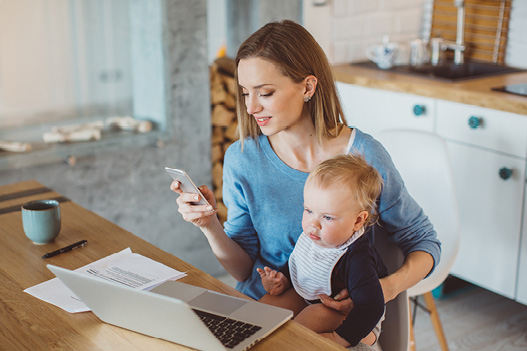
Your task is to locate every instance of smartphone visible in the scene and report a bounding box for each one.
[165,167,211,206]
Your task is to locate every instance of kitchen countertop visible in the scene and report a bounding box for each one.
[332,63,527,116]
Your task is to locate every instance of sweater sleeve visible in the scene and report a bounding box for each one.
[222,143,260,261]
[334,247,385,346]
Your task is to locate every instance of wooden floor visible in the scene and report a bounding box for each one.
[412,279,527,351]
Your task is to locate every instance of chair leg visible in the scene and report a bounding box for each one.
[422,291,449,351]
[408,302,416,351]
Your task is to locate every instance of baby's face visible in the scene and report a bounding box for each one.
[301,180,366,248]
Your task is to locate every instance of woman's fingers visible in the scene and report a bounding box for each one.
[170,180,182,193]
[318,292,354,315]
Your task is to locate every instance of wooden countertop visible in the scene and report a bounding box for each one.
[333,63,527,116]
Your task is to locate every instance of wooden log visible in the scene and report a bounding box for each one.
[212,104,236,127]
[210,68,229,105]
[212,126,225,144]
[224,122,238,141]
[223,140,235,154]
[212,144,223,164]
[212,162,223,190]
[223,75,237,109]
[216,202,228,224]
[214,188,223,201]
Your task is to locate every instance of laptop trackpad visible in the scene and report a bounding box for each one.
[189,291,248,315]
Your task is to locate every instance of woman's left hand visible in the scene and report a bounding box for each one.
[318,288,354,315]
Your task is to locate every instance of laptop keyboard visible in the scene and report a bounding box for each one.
[193,309,262,349]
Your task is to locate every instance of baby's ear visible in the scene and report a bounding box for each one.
[354,211,369,231]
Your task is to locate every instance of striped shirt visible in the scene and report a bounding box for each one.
[289,228,364,301]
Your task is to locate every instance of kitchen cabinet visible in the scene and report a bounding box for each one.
[337,82,527,304]
[440,140,524,298]
[336,83,436,136]
[436,100,526,299]
[519,197,527,305]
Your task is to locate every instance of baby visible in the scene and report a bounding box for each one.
[258,154,387,349]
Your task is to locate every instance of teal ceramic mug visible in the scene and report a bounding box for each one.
[21,200,61,244]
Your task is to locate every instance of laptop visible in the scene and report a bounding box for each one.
[47,264,293,351]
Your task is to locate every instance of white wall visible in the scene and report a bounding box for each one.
[303,0,431,65]
[303,0,526,68]
[506,0,527,69]
[0,0,133,128]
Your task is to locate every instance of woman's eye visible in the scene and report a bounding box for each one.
[258,92,273,97]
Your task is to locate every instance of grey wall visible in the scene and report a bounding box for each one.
[0,0,221,276]
[0,0,304,279]
[226,0,302,57]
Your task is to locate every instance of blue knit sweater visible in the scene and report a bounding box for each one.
[222,128,441,300]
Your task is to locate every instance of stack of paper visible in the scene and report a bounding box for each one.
[24,248,187,313]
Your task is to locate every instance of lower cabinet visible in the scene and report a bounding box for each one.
[436,100,527,301]
[336,82,436,136]
[337,82,527,304]
[518,203,527,305]
[445,141,525,299]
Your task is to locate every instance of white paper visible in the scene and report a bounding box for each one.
[24,248,187,313]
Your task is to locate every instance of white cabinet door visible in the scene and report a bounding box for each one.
[446,141,525,299]
[436,100,527,158]
[518,197,527,305]
[336,83,436,137]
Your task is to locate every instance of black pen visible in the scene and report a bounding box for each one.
[42,240,88,259]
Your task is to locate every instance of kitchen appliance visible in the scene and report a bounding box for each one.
[492,83,527,97]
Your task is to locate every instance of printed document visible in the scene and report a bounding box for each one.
[24,248,187,313]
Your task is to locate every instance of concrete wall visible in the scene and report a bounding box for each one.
[0,0,221,276]
[225,0,302,57]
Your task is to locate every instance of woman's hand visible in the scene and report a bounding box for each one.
[171,180,255,282]
[170,180,217,228]
[318,289,354,315]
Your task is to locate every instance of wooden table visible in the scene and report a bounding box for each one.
[0,180,344,350]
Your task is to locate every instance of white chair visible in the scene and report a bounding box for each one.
[376,129,460,351]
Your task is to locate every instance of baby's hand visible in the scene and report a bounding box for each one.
[256,266,288,296]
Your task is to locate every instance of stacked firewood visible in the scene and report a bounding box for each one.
[210,57,238,224]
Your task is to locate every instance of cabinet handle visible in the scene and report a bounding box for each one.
[468,116,483,129]
[498,167,513,180]
[413,105,426,116]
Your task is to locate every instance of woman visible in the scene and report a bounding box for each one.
[172,19,440,336]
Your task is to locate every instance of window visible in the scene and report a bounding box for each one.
[0,0,166,168]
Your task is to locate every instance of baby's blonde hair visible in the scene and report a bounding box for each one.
[307,154,383,226]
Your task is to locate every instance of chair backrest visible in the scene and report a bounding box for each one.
[376,129,460,297]
[375,232,409,351]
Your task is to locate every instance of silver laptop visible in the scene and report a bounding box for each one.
[47,264,293,351]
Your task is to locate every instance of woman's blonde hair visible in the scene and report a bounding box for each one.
[307,154,383,227]
[234,20,347,147]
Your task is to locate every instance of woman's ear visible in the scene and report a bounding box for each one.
[354,211,369,231]
[304,75,318,101]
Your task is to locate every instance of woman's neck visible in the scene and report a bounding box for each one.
[268,125,351,173]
